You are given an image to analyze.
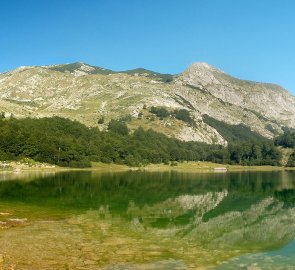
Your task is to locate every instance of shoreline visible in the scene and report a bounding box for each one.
[0,161,294,175]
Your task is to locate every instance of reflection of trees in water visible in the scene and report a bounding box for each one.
[1,171,295,267]
[1,170,295,207]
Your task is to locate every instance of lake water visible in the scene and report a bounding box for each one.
[0,170,295,269]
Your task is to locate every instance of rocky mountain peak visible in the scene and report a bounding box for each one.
[188,62,222,72]
[178,62,224,87]
[185,62,226,76]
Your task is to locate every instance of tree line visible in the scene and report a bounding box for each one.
[0,117,284,167]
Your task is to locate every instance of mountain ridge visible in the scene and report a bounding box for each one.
[1,61,292,92]
[0,62,294,145]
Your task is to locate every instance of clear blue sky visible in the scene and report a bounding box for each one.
[1,0,295,94]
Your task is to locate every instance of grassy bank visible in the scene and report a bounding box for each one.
[1,159,294,174]
[138,161,295,172]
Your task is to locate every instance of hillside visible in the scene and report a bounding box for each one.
[0,62,294,145]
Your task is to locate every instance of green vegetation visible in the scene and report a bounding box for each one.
[287,152,295,167]
[0,117,220,167]
[275,130,295,167]
[275,131,295,148]
[203,114,266,143]
[49,62,115,75]
[49,63,173,82]
[121,68,173,82]
[150,106,195,126]
[174,109,195,126]
[0,117,92,168]
[150,106,170,119]
[201,115,282,166]
[227,142,281,166]
[107,119,129,135]
[0,117,282,168]
[97,116,105,124]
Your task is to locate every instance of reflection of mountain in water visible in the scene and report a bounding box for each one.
[127,190,228,227]
[1,171,295,268]
[186,197,295,249]
[125,189,295,252]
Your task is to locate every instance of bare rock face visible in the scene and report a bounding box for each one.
[178,63,295,127]
[178,62,223,87]
[0,62,294,144]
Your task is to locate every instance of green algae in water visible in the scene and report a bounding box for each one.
[0,171,295,269]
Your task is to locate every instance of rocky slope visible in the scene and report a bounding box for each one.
[0,62,294,144]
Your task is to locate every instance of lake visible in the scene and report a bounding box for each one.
[0,170,295,269]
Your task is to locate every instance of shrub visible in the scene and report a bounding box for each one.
[150,106,170,119]
[174,109,195,126]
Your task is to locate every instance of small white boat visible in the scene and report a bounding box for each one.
[214,167,227,172]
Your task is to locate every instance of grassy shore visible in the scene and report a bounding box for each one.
[138,161,295,172]
[1,159,294,174]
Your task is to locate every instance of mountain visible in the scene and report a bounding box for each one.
[48,62,173,81]
[0,62,294,145]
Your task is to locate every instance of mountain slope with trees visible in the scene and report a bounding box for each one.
[0,117,282,168]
